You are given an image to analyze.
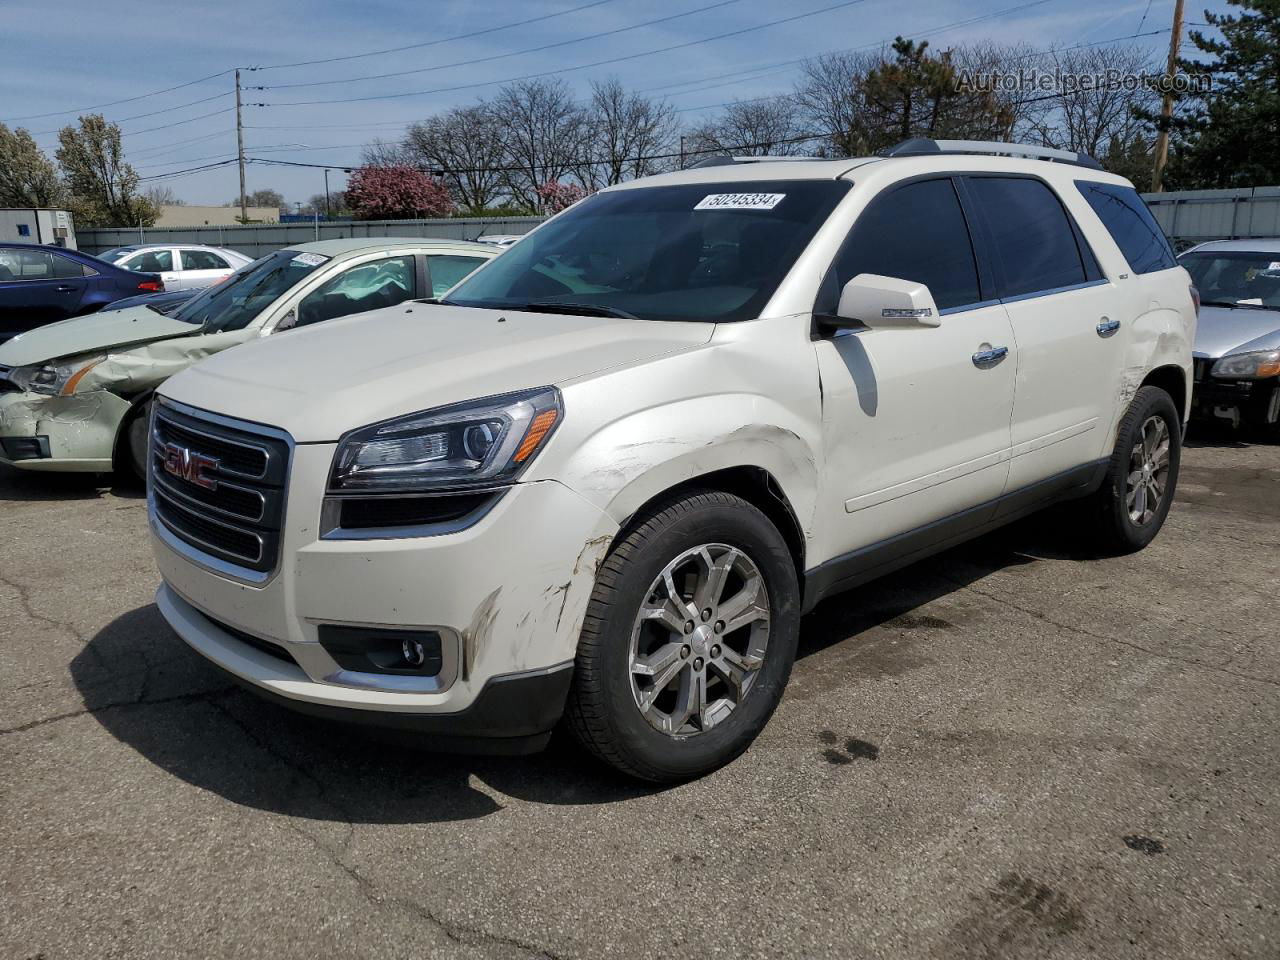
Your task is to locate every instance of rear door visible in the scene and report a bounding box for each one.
[814,176,1017,557]
[179,248,235,288]
[961,175,1121,493]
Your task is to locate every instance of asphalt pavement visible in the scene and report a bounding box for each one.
[2,430,1278,959]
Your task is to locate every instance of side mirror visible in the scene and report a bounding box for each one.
[827,273,942,330]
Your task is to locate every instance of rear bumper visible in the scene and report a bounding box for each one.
[158,582,573,753]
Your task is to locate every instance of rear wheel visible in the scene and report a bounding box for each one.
[565,491,800,782]
[1083,385,1181,553]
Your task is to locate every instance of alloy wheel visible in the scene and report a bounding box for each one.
[628,543,771,737]
[1126,414,1171,526]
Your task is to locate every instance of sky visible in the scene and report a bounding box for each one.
[1,0,1235,208]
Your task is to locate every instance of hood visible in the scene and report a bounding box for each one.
[0,305,199,366]
[160,303,716,442]
[1193,304,1280,358]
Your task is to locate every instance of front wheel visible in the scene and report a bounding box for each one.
[1083,385,1182,553]
[116,398,153,484]
[564,491,800,782]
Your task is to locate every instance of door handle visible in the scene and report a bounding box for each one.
[1096,317,1121,337]
[55,285,76,293]
[972,345,1009,367]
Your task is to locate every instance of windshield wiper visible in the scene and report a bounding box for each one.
[522,301,640,320]
[1201,299,1273,310]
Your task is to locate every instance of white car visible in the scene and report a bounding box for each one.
[150,141,1195,781]
[96,244,254,290]
[0,239,496,476]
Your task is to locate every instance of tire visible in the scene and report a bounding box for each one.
[564,490,800,783]
[1083,385,1182,554]
[116,399,153,484]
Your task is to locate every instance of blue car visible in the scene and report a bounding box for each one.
[0,243,164,342]
[99,287,201,315]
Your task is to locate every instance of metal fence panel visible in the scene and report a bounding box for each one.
[1142,187,1280,246]
[76,216,546,257]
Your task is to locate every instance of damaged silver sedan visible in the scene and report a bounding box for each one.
[0,238,496,476]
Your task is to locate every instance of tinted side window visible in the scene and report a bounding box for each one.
[1076,180,1177,274]
[182,249,230,270]
[428,255,489,296]
[123,249,173,273]
[50,254,85,279]
[966,177,1087,298]
[823,178,981,312]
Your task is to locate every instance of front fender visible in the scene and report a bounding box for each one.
[1120,303,1194,422]
[553,392,821,533]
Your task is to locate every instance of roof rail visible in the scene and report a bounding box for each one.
[689,155,830,169]
[878,138,1104,171]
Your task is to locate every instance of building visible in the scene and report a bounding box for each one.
[0,208,77,248]
[154,205,280,227]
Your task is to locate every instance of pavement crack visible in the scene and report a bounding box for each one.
[949,576,1280,690]
[0,686,236,736]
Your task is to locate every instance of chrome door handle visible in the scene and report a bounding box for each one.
[54,285,76,292]
[972,345,1009,367]
[1096,318,1121,337]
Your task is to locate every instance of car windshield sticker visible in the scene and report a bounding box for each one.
[291,252,330,267]
[694,193,786,211]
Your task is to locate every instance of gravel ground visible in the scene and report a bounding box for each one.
[2,431,1278,960]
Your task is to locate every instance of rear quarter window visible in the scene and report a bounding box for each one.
[1076,181,1177,275]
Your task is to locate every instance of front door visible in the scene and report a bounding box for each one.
[813,177,1017,566]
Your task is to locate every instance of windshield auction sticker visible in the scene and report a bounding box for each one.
[291,252,330,267]
[694,193,786,211]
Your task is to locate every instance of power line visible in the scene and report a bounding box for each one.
[255,0,744,91]
[3,69,233,123]
[264,0,875,107]
[251,0,624,71]
[122,106,240,138]
[30,92,230,136]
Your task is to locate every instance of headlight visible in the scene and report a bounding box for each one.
[329,387,562,492]
[1211,349,1280,380]
[8,355,106,396]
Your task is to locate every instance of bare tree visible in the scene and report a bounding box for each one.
[685,97,811,160]
[580,77,678,187]
[793,50,882,156]
[404,105,507,213]
[143,185,183,207]
[1026,44,1160,158]
[361,137,412,168]
[491,78,588,211]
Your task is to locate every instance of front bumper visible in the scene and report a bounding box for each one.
[0,389,130,471]
[1191,374,1280,427]
[152,435,618,743]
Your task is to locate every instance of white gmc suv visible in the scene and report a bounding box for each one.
[149,140,1196,782]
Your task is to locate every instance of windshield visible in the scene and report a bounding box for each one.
[97,247,134,264]
[1181,251,1280,309]
[171,249,328,331]
[444,179,851,322]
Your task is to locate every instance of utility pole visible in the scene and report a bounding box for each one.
[1151,0,1186,193]
[324,168,331,219]
[235,69,248,223]
[679,136,686,170]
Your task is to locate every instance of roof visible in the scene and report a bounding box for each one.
[289,237,496,256]
[1184,238,1280,254]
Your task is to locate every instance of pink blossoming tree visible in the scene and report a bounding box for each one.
[346,164,454,220]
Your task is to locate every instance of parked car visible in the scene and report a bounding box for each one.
[96,244,253,291]
[148,141,1194,782]
[0,243,164,341]
[1179,239,1280,439]
[0,239,495,475]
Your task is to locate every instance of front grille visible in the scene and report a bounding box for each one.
[151,402,290,575]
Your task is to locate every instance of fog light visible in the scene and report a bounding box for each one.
[401,638,427,667]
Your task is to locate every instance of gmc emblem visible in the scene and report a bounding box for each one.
[161,442,219,491]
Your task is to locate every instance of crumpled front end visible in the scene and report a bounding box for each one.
[0,388,131,471]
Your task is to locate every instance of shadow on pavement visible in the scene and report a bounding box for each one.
[0,464,143,502]
[72,510,1101,824]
